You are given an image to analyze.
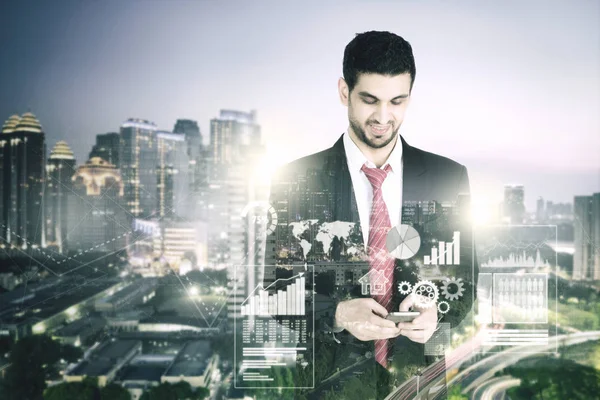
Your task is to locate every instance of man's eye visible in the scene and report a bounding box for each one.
[363,99,376,104]
[392,101,403,106]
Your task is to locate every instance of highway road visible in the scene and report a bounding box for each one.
[472,376,521,400]
[457,331,600,396]
[382,330,600,400]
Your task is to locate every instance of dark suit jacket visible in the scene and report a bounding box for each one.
[264,133,477,398]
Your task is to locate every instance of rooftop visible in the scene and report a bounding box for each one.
[138,315,212,329]
[95,278,157,308]
[163,340,213,377]
[67,339,141,377]
[0,277,121,326]
[52,316,106,337]
[119,362,170,382]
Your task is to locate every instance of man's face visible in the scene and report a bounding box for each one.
[339,73,412,149]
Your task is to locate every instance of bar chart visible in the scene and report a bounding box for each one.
[424,231,461,265]
[241,274,305,316]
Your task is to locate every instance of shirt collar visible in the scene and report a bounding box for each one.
[343,128,403,173]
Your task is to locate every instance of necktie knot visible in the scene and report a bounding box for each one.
[361,163,392,191]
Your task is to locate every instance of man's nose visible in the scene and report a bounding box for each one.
[374,103,392,125]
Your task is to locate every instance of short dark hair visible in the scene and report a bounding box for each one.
[343,31,416,93]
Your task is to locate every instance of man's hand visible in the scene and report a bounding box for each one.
[334,298,401,341]
[396,294,438,344]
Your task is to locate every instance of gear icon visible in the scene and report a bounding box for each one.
[441,277,465,301]
[398,281,412,295]
[437,301,450,314]
[411,280,439,308]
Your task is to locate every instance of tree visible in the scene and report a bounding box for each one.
[0,335,13,356]
[506,357,600,399]
[1,335,82,400]
[140,381,208,400]
[447,384,468,400]
[194,386,210,400]
[100,383,131,400]
[43,378,100,400]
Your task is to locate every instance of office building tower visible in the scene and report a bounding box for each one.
[210,109,260,172]
[573,193,600,280]
[68,157,127,253]
[173,119,202,146]
[208,110,266,321]
[503,184,525,224]
[207,109,265,264]
[174,119,208,220]
[545,201,573,221]
[45,141,76,253]
[536,197,545,223]
[156,131,190,218]
[89,132,120,167]
[0,113,46,249]
[130,218,208,275]
[119,118,159,218]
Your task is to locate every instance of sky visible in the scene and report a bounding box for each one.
[1,0,598,211]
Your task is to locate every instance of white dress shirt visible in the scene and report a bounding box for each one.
[343,129,403,250]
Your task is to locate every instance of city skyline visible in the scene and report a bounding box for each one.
[0,3,598,399]
[1,0,598,208]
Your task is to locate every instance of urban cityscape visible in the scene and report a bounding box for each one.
[1,1,599,400]
[0,109,598,399]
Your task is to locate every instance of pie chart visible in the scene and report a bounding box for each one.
[386,224,421,260]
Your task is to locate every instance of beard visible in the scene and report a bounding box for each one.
[349,117,399,149]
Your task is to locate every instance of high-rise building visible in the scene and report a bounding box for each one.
[89,132,120,167]
[0,113,46,249]
[156,131,190,218]
[503,184,525,224]
[210,109,260,173]
[545,201,573,220]
[208,110,267,322]
[119,119,159,219]
[207,109,265,265]
[45,141,76,253]
[573,193,600,280]
[536,196,545,223]
[173,119,202,146]
[68,157,127,253]
[173,119,207,221]
[130,218,208,275]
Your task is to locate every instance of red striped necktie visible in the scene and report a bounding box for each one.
[361,162,395,369]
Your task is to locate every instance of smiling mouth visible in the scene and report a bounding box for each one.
[369,124,390,135]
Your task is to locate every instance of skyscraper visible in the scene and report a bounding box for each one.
[173,119,207,221]
[210,109,260,174]
[208,109,267,321]
[89,132,120,167]
[45,141,76,253]
[173,119,202,146]
[207,109,264,266]
[536,196,545,223]
[156,131,190,218]
[0,113,46,249]
[68,157,127,253]
[573,193,600,280]
[119,118,159,219]
[503,184,525,224]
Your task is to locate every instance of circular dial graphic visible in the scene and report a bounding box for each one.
[241,201,278,235]
[386,224,421,260]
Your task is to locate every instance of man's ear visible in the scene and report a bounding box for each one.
[338,77,349,106]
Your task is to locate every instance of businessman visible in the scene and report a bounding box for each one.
[264,31,477,399]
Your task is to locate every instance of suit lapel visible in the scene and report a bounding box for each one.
[324,134,361,225]
[325,133,428,224]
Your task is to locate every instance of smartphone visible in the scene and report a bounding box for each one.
[385,311,420,323]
